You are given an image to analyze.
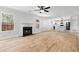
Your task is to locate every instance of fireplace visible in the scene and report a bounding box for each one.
[23,27,32,36]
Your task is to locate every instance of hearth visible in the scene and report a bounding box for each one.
[23,27,32,36]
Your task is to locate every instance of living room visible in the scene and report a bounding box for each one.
[0,6,79,51]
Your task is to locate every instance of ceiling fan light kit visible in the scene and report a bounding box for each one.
[35,6,50,13]
[40,10,44,13]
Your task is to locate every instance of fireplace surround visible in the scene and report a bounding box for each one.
[23,27,32,36]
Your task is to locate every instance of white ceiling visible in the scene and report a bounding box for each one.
[6,6,79,17]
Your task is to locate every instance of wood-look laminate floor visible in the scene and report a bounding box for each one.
[0,31,79,52]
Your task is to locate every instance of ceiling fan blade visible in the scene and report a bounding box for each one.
[44,10,49,12]
[40,6,45,10]
[45,7,50,9]
[37,6,41,8]
[37,6,45,10]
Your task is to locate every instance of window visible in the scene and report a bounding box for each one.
[2,13,14,31]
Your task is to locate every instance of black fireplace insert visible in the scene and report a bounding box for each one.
[23,27,32,36]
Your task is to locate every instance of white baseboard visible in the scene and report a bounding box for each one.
[0,35,19,40]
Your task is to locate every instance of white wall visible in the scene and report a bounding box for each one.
[0,7,52,39]
[0,7,37,39]
[70,16,79,32]
[39,18,52,32]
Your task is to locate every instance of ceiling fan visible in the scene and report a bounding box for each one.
[34,6,50,13]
